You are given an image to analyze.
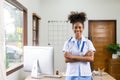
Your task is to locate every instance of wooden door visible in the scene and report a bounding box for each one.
[89,20,116,72]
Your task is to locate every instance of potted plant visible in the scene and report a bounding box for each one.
[107,43,120,59]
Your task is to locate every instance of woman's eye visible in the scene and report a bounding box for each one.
[75,27,81,29]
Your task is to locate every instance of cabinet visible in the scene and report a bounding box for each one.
[109,59,120,80]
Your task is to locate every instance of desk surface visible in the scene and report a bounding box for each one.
[25,73,116,80]
[93,72,116,80]
[25,76,65,80]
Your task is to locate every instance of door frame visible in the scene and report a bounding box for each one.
[88,20,117,43]
[88,20,116,71]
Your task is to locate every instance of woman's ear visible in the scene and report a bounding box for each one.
[72,26,74,29]
[72,24,74,29]
[72,26,74,31]
[82,25,84,30]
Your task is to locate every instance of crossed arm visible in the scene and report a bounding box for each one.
[64,51,94,63]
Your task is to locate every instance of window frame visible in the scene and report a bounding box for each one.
[32,13,41,46]
[5,0,27,76]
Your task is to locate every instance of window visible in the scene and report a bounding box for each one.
[3,0,27,75]
[32,13,40,46]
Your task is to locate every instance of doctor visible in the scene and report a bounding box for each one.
[63,12,96,80]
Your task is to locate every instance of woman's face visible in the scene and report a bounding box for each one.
[72,22,84,38]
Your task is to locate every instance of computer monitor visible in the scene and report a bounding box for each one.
[23,46,54,75]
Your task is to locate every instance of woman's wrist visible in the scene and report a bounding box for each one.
[71,55,75,60]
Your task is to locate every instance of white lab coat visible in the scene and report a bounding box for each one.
[63,35,96,76]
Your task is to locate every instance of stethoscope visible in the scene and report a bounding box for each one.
[67,37,85,53]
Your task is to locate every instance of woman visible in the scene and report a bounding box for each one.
[63,12,96,80]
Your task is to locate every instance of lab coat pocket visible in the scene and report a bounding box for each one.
[66,63,78,76]
[80,62,92,76]
[71,63,79,76]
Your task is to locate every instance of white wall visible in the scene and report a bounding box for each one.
[0,0,6,80]
[39,0,120,73]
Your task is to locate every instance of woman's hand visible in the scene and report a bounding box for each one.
[64,50,95,62]
[72,50,94,62]
[64,52,74,59]
[64,52,76,63]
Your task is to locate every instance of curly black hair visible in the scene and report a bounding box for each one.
[68,11,87,25]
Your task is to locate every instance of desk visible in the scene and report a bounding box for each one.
[25,76,65,80]
[93,72,116,80]
[25,73,116,80]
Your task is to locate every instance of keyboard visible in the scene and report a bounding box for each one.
[44,75,62,78]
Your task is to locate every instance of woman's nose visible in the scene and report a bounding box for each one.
[76,27,80,30]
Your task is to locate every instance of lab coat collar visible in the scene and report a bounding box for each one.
[71,35,87,42]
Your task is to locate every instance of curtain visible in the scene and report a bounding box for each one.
[0,0,6,80]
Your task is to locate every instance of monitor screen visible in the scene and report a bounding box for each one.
[23,46,54,75]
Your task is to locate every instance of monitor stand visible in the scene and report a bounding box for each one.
[31,59,43,79]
